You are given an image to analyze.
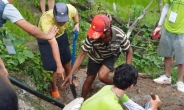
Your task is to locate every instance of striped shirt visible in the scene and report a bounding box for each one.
[82,25,130,63]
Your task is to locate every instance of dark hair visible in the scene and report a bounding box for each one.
[0,74,18,110]
[98,25,112,42]
[113,64,138,90]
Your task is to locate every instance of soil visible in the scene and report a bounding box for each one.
[58,69,184,110]
[13,41,184,110]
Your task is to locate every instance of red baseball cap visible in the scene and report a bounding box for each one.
[87,14,110,39]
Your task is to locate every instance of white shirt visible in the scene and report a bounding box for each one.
[2,0,23,23]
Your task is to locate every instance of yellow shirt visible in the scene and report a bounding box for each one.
[38,4,77,38]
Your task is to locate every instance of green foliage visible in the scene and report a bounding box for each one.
[130,25,163,73]
[5,0,40,41]
[34,104,43,110]
[170,68,178,84]
[34,103,52,110]
[0,29,51,93]
[94,0,159,26]
[3,0,178,92]
[115,54,125,66]
[133,51,162,73]
[131,5,144,19]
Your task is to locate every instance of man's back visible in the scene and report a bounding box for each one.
[80,85,122,110]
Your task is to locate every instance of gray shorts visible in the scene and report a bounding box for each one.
[158,27,184,65]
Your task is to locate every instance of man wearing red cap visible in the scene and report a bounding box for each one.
[62,14,132,99]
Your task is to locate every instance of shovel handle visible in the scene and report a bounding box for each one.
[150,95,161,110]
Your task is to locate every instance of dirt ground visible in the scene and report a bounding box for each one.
[56,68,184,110]
[12,41,183,110]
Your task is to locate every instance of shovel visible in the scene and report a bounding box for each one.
[70,30,78,98]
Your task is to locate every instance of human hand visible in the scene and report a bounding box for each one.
[73,30,79,41]
[56,67,65,80]
[0,67,8,76]
[152,26,161,39]
[0,59,9,76]
[73,23,79,32]
[150,95,162,110]
[61,74,73,88]
[46,26,59,40]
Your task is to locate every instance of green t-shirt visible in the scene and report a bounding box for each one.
[80,85,129,110]
[164,0,184,34]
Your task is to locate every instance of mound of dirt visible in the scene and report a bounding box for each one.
[58,68,184,110]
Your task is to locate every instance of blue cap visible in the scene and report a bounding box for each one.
[53,3,68,22]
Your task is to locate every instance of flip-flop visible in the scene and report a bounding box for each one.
[51,90,60,99]
[73,79,78,88]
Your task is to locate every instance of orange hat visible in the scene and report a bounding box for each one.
[87,15,110,39]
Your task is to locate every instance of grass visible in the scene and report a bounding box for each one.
[93,0,160,26]
[4,0,41,41]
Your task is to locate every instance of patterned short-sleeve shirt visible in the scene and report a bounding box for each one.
[82,25,130,63]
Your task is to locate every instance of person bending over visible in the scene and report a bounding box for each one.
[37,2,79,99]
[80,64,162,110]
[62,14,132,99]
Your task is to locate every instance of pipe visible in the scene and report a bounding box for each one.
[8,76,65,109]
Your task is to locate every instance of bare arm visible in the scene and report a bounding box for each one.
[15,20,58,40]
[0,71,12,86]
[125,46,133,64]
[48,38,65,80]
[0,58,8,76]
[71,50,87,75]
[72,10,79,32]
[62,50,87,87]
[150,95,162,110]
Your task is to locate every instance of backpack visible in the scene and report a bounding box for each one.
[0,0,7,27]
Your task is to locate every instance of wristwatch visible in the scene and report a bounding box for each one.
[74,22,79,25]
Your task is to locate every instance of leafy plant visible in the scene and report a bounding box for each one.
[126,23,162,74]
[0,29,51,93]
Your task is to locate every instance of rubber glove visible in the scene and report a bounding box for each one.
[152,27,161,39]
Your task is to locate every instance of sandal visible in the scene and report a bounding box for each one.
[51,90,60,99]
[73,79,78,88]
